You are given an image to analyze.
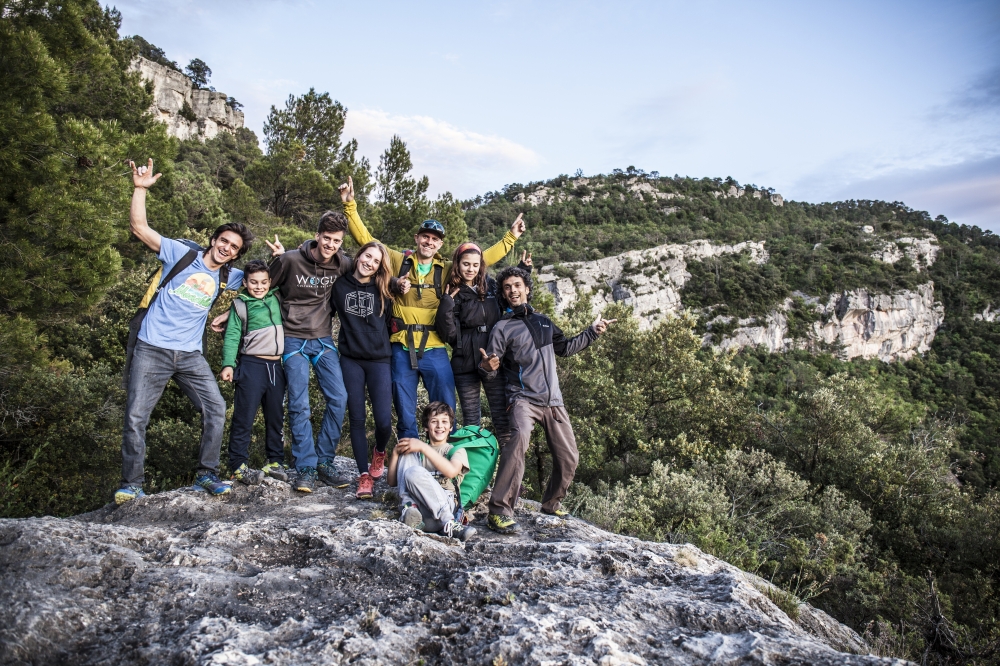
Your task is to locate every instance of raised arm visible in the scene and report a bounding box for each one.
[129,159,163,253]
[482,213,525,267]
[552,315,615,357]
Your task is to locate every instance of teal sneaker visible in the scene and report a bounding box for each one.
[114,485,145,505]
[232,462,264,485]
[261,461,290,482]
[194,471,231,496]
[294,467,317,493]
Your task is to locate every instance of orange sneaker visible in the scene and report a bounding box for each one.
[369,450,386,479]
[356,472,374,499]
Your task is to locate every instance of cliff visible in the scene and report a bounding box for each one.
[0,460,909,665]
[130,55,244,141]
[538,235,943,362]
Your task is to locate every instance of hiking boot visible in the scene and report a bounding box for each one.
[401,504,424,530]
[261,461,290,482]
[542,507,570,517]
[487,513,520,534]
[441,520,476,542]
[317,460,351,488]
[232,462,265,485]
[369,450,386,479]
[294,467,317,493]
[194,472,232,496]
[356,472,374,499]
[114,485,145,505]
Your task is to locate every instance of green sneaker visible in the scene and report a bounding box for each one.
[487,513,520,534]
[232,462,264,485]
[261,462,290,482]
[114,485,145,505]
[542,507,570,517]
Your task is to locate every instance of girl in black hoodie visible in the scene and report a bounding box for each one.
[330,241,394,499]
[436,244,531,447]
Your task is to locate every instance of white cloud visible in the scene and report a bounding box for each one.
[344,109,543,198]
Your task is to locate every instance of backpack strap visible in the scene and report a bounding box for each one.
[232,298,249,356]
[398,251,414,279]
[433,264,443,299]
[152,249,199,306]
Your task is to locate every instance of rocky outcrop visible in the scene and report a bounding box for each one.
[130,56,244,141]
[538,241,944,362]
[974,305,998,322]
[0,461,907,665]
[538,240,768,331]
[870,235,939,272]
[713,284,945,362]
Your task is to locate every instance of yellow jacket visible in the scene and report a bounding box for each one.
[344,200,517,348]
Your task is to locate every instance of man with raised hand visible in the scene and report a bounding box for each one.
[223,211,355,493]
[118,159,253,505]
[339,177,525,446]
[479,266,615,534]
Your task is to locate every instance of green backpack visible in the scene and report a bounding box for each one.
[448,425,500,509]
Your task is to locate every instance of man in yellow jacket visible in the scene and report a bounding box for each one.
[339,177,525,440]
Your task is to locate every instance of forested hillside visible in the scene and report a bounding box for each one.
[1,2,998,663]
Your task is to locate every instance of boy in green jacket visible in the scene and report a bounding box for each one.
[220,259,288,484]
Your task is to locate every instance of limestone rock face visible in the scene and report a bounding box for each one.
[0,464,907,665]
[130,56,244,141]
[870,235,939,272]
[539,240,943,362]
[713,284,945,362]
[975,305,998,322]
[539,240,768,331]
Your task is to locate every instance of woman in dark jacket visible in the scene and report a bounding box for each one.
[437,243,531,446]
[330,241,394,499]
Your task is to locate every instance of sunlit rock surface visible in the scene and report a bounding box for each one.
[130,56,244,141]
[0,458,909,665]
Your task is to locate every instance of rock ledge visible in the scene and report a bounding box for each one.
[0,459,910,665]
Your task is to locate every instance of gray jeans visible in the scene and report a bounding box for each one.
[121,339,226,486]
[395,452,456,532]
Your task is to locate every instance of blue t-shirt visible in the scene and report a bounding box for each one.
[138,238,244,353]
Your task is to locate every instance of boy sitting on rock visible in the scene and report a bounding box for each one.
[386,402,477,542]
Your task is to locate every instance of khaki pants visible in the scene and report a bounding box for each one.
[488,401,579,518]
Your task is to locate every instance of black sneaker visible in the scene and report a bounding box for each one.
[441,520,477,542]
[317,460,351,488]
[294,467,317,493]
[232,462,265,485]
[261,461,290,482]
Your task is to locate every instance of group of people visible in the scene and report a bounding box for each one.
[119,158,614,539]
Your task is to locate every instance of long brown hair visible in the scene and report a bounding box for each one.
[447,243,487,300]
[354,241,393,315]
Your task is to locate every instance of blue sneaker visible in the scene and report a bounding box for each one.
[114,485,145,505]
[194,471,231,496]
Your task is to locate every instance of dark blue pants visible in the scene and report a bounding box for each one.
[390,343,456,439]
[341,355,392,474]
[228,356,286,470]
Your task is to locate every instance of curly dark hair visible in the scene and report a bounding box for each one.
[495,265,533,302]
[421,401,455,432]
[210,222,254,261]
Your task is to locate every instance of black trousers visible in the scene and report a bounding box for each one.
[453,370,511,445]
[228,356,286,469]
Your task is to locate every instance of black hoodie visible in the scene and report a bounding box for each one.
[268,240,352,339]
[436,277,503,375]
[329,273,392,361]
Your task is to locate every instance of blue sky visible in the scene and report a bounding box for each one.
[117,0,1000,231]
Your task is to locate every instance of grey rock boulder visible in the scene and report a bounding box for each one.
[0,460,910,665]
